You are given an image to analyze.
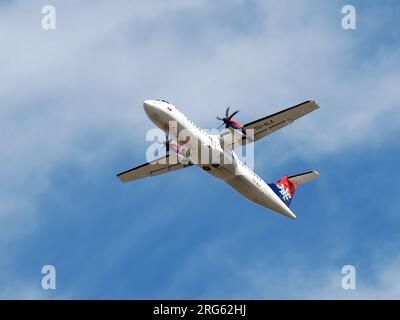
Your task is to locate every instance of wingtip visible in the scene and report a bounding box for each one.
[116,174,127,183]
[311,100,320,109]
[312,170,321,177]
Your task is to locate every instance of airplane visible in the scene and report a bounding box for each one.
[117,99,320,219]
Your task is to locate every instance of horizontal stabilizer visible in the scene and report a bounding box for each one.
[288,171,320,185]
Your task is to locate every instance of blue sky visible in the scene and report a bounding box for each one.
[1,0,400,299]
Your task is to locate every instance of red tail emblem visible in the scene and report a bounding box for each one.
[275,176,297,200]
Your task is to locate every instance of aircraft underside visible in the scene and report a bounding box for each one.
[117,99,320,220]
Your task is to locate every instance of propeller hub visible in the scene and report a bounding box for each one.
[217,107,240,129]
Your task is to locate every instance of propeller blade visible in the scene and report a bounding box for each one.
[228,110,239,120]
[157,144,167,154]
[155,136,172,153]
[217,122,225,129]
[217,106,240,130]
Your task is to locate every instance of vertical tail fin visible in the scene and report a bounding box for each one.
[268,171,320,207]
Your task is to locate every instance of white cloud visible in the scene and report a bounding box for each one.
[162,236,400,299]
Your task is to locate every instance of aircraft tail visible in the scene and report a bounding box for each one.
[268,171,320,207]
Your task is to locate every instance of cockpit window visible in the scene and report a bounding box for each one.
[158,99,170,104]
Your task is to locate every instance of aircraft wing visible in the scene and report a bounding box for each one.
[117,154,193,183]
[220,100,319,149]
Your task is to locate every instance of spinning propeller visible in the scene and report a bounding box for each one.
[216,107,240,129]
[155,135,172,154]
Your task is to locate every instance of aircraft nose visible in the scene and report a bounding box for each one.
[143,100,159,116]
[143,100,154,111]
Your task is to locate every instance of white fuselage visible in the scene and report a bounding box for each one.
[143,100,296,219]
